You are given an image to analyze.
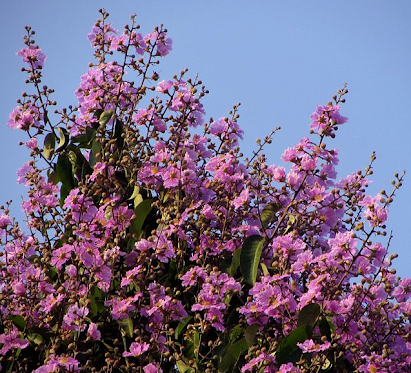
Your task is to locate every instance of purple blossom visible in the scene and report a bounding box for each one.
[87,322,101,341]
[123,342,150,357]
[63,304,89,331]
[297,339,331,353]
[17,46,46,69]
[0,329,29,355]
[143,362,163,373]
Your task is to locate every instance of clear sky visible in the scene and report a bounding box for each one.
[1,1,411,277]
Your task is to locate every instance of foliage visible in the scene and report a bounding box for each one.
[1,9,411,373]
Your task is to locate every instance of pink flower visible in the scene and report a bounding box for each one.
[39,293,64,314]
[297,339,331,353]
[310,104,347,134]
[63,304,89,331]
[266,165,286,182]
[87,322,101,341]
[163,165,181,188]
[65,264,77,278]
[0,214,11,229]
[279,363,302,372]
[51,244,73,270]
[25,138,38,149]
[143,362,163,373]
[17,46,46,69]
[123,342,150,357]
[17,162,35,186]
[0,330,29,355]
[156,80,173,93]
[233,188,249,209]
[201,204,216,219]
[281,147,297,162]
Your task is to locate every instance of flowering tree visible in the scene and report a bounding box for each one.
[1,9,411,373]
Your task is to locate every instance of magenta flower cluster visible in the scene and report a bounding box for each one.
[1,9,410,373]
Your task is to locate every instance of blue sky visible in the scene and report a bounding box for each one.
[1,1,411,276]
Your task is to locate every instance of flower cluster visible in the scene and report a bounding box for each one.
[1,9,410,373]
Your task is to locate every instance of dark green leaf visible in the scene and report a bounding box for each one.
[275,325,311,365]
[101,340,114,351]
[89,139,102,167]
[99,110,114,126]
[119,317,133,338]
[94,109,103,118]
[130,199,153,238]
[89,294,98,318]
[240,235,265,286]
[220,248,241,277]
[67,145,93,181]
[261,203,281,229]
[27,333,43,345]
[10,315,26,331]
[297,303,321,328]
[68,150,77,175]
[219,338,248,372]
[319,316,334,341]
[245,324,260,347]
[230,248,241,277]
[175,316,193,339]
[284,214,296,235]
[48,168,60,185]
[43,133,55,160]
[229,324,243,342]
[56,154,75,189]
[176,359,195,373]
[260,262,269,276]
[72,127,96,147]
[113,119,124,149]
[60,185,71,207]
[55,127,69,152]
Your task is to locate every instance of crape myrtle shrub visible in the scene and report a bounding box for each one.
[1,9,411,373]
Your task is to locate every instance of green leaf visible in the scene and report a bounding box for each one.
[89,286,104,318]
[175,316,193,339]
[113,119,124,149]
[230,247,241,277]
[229,324,244,342]
[284,214,296,235]
[260,262,269,276]
[130,199,153,238]
[99,110,114,126]
[220,248,242,277]
[48,168,60,185]
[219,338,248,372]
[128,186,144,208]
[60,185,71,207]
[101,340,114,351]
[56,154,76,196]
[94,109,103,119]
[68,150,77,175]
[119,317,133,338]
[261,203,281,229]
[176,359,195,373]
[275,325,311,365]
[297,303,321,328]
[27,333,43,346]
[55,127,69,152]
[89,139,102,167]
[67,145,93,181]
[245,324,260,347]
[319,316,334,341]
[10,315,26,331]
[72,127,96,147]
[43,133,55,159]
[240,235,265,286]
